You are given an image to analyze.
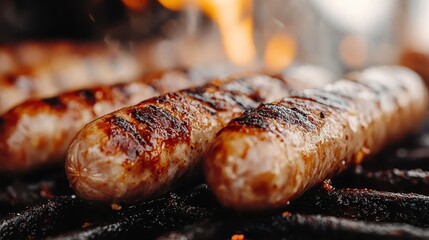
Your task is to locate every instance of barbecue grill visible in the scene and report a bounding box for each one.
[0,116,428,240]
[1,1,429,240]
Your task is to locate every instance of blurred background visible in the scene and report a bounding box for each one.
[0,0,428,79]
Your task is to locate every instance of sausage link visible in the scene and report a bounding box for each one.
[65,75,297,202]
[0,42,140,76]
[0,42,141,113]
[204,66,428,211]
[0,70,199,173]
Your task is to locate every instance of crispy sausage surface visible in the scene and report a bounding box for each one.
[65,74,302,202]
[0,70,201,173]
[204,66,428,211]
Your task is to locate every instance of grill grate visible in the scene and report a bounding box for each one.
[1,119,429,239]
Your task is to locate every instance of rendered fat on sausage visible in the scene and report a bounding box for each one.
[65,73,308,203]
[204,66,428,211]
[0,70,202,173]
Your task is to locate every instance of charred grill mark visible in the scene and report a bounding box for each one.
[219,78,255,96]
[153,94,169,104]
[232,101,320,131]
[185,87,257,114]
[322,82,370,101]
[233,114,270,129]
[77,89,96,105]
[153,92,182,104]
[185,87,227,111]
[258,103,315,130]
[289,107,308,117]
[42,97,67,111]
[201,105,217,115]
[132,105,189,136]
[353,80,390,96]
[157,108,188,134]
[233,78,255,90]
[147,92,203,122]
[291,90,351,110]
[166,87,254,115]
[111,116,148,148]
[156,93,189,116]
[182,88,224,116]
[227,94,258,110]
[280,98,332,114]
[106,104,191,168]
[219,77,284,103]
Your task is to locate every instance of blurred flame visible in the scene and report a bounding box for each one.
[158,0,256,66]
[264,34,296,71]
[158,0,187,10]
[122,0,149,11]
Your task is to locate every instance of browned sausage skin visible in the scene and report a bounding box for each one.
[0,70,200,173]
[65,74,304,203]
[204,66,428,211]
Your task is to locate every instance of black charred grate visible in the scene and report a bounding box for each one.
[2,119,429,239]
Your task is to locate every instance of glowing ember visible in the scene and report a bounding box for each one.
[158,0,256,66]
[322,179,334,191]
[81,222,94,228]
[231,233,245,240]
[282,211,292,217]
[264,33,296,71]
[110,203,123,210]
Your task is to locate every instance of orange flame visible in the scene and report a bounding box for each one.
[158,0,256,66]
[157,0,187,11]
[122,0,149,11]
[264,33,296,71]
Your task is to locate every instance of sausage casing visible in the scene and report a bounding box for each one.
[0,42,141,113]
[65,74,297,202]
[204,66,428,211]
[0,70,199,172]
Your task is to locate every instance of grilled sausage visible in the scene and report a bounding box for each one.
[0,41,140,76]
[0,70,203,173]
[0,42,141,113]
[204,66,428,211]
[65,74,308,203]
